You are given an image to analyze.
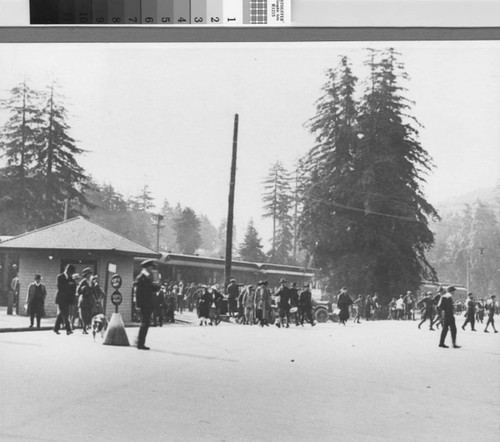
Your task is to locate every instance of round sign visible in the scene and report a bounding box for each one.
[110,274,122,290]
[111,290,123,306]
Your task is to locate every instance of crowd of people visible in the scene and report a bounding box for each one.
[139,276,317,329]
[51,265,105,335]
[12,258,499,352]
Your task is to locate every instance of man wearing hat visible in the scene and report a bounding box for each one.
[255,280,271,326]
[462,292,477,331]
[418,291,436,330]
[299,283,315,326]
[25,274,47,329]
[484,295,498,333]
[289,282,300,326]
[135,259,157,350]
[54,264,77,335]
[227,278,239,318]
[77,267,95,334]
[438,286,460,348]
[431,286,446,329]
[275,278,291,328]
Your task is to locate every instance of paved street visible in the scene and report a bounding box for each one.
[1,318,499,442]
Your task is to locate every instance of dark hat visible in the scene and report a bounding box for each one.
[467,292,473,297]
[291,282,297,287]
[438,286,446,294]
[34,274,41,280]
[141,259,157,268]
[279,278,287,283]
[447,286,456,293]
[81,267,92,276]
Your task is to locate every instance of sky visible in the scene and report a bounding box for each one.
[0,41,499,248]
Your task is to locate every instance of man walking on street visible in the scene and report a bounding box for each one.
[53,264,77,335]
[462,292,477,331]
[136,259,157,350]
[276,278,291,328]
[418,292,435,330]
[299,283,316,326]
[484,295,498,333]
[438,286,460,348]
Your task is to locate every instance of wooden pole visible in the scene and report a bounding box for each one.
[224,114,239,293]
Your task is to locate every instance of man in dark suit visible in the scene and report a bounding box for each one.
[299,283,315,326]
[438,286,460,348]
[226,278,239,318]
[53,264,76,335]
[136,259,157,350]
[462,292,477,331]
[25,274,47,329]
[275,278,291,328]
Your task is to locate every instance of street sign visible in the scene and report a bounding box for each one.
[110,274,122,290]
[111,290,122,306]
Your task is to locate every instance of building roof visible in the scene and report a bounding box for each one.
[0,216,160,258]
[157,252,315,277]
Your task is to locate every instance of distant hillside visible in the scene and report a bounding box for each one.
[434,187,498,216]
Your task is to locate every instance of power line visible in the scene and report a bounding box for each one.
[307,194,425,224]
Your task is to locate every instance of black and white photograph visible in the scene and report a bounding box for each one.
[0,35,499,441]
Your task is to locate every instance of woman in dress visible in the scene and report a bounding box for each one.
[77,267,94,334]
[337,287,353,325]
[198,286,212,326]
[243,285,256,325]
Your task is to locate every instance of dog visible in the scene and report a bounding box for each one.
[91,314,108,341]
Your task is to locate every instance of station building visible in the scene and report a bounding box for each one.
[0,216,160,321]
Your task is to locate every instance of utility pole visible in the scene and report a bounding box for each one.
[152,213,165,252]
[63,197,69,220]
[293,170,298,262]
[224,114,239,293]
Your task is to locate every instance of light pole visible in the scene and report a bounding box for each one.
[466,259,471,293]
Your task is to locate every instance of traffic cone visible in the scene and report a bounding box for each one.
[103,313,130,346]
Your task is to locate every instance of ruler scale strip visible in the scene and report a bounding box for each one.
[29,0,290,25]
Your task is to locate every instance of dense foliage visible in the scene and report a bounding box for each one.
[299,50,439,301]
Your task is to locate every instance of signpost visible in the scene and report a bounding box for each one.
[103,273,129,347]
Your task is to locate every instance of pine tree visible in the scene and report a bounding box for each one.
[467,202,500,297]
[262,161,294,263]
[198,214,218,254]
[98,183,127,212]
[173,206,202,255]
[239,219,266,262]
[0,81,44,232]
[34,82,89,224]
[300,50,439,300]
[212,219,238,259]
[158,199,178,252]
[300,56,360,280]
[130,184,155,212]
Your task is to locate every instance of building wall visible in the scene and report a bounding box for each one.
[17,251,135,322]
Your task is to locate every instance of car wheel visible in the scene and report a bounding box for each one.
[315,307,329,323]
